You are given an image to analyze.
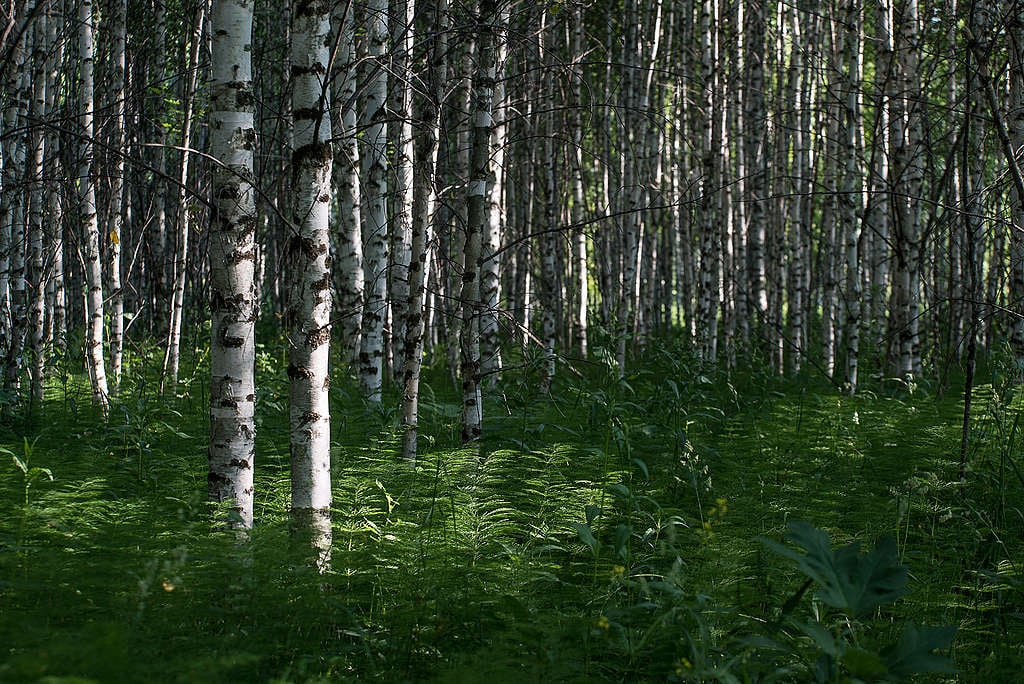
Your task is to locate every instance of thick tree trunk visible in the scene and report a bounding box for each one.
[208,0,258,529]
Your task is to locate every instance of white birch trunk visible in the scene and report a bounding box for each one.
[162,1,205,393]
[841,0,864,393]
[106,0,127,391]
[4,68,28,396]
[78,0,109,411]
[389,0,414,379]
[209,0,257,529]
[479,4,509,382]
[570,6,588,357]
[288,0,333,562]
[461,0,497,443]
[401,0,447,462]
[358,0,388,403]
[331,1,363,367]
[27,11,47,404]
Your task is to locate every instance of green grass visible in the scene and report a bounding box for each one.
[0,341,1022,682]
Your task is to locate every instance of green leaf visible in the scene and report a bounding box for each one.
[883,623,957,677]
[12,454,27,474]
[614,524,632,561]
[569,522,598,555]
[841,647,887,678]
[763,521,908,617]
[631,457,650,480]
[794,620,842,658]
[28,466,53,482]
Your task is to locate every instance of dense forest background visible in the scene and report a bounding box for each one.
[2,0,1024,681]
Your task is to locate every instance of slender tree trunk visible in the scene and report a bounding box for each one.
[288,0,333,563]
[1008,9,1024,365]
[162,0,205,393]
[26,9,48,405]
[890,0,924,378]
[401,0,447,462]
[744,0,768,326]
[389,0,414,379]
[540,95,557,390]
[3,64,29,397]
[78,0,109,411]
[479,4,508,383]
[841,0,864,393]
[106,0,127,391]
[331,0,363,368]
[461,0,498,444]
[208,0,258,529]
[358,0,389,403]
[570,6,588,358]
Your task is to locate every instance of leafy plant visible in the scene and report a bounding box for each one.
[4,437,52,509]
[752,521,957,683]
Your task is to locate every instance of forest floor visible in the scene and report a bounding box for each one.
[1,342,1022,682]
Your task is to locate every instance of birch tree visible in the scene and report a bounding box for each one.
[288,0,333,559]
[461,0,499,443]
[330,0,363,367]
[78,0,109,410]
[106,0,127,390]
[401,0,447,462]
[358,0,389,403]
[162,0,206,392]
[208,0,258,529]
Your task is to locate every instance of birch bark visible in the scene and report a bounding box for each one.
[288,0,333,560]
[209,0,258,529]
[358,0,389,403]
[330,0,363,367]
[78,0,109,411]
[401,0,447,462]
[461,0,497,443]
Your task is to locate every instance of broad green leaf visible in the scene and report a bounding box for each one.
[883,623,957,677]
[763,521,908,618]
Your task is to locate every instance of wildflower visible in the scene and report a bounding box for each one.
[611,564,626,579]
[597,615,610,630]
[675,657,693,675]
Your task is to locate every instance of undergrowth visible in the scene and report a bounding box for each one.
[0,338,1021,682]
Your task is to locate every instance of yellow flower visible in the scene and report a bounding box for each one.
[597,615,610,630]
[715,498,728,515]
[675,657,693,675]
[611,565,626,579]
